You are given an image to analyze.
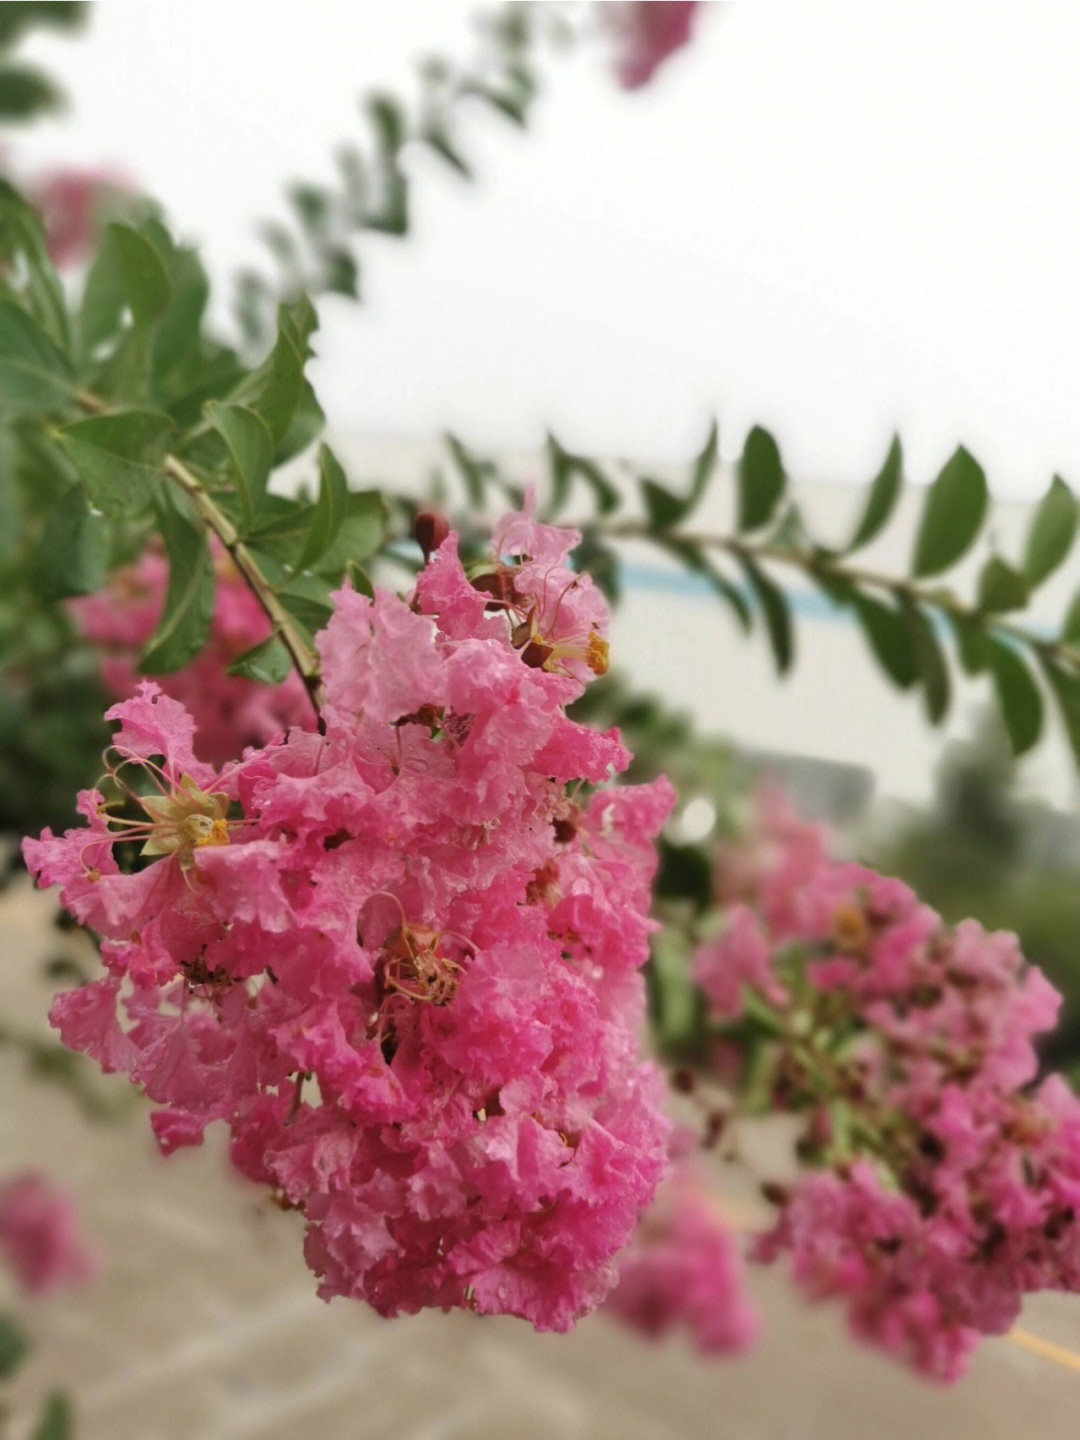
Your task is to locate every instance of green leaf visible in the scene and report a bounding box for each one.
[228,634,292,684]
[139,486,214,673]
[290,183,332,233]
[547,434,619,515]
[151,255,213,380]
[55,410,174,517]
[1042,658,1080,769]
[445,432,497,508]
[1024,475,1079,586]
[318,244,359,298]
[423,125,472,178]
[948,610,992,675]
[639,419,718,529]
[296,443,349,571]
[977,556,1030,614]
[571,530,621,604]
[277,588,333,642]
[737,426,785,531]
[847,434,902,551]
[0,298,75,413]
[648,929,703,1054]
[660,537,750,631]
[31,1391,72,1440]
[690,418,720,508]
[0,64,62,120]
[903,599,950,721]
[34,484,108,599]
[80,221,171,352]
[1063,588,1080,645]
[0,4,86,46]
[274,376,325,464]
[204,401,273,522]
[0,1313,28,1378]
[313,489,387,575]
[850,590,918,688]
[363,96,409,236]
[345,561,374,598]
[639,478,685,530]
[986,637,1043,755]
[227,302,315,447]
[0,179,70,350]
[911,446,988,577]
[737,554,792,672]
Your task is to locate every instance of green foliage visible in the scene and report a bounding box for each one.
[546,433,618,515]
[0,4,85,128]
[985,638,1043,756]
[431,417,1080,766]
[1025,475,1079,586]
[0,181,70,349]
[31,1392,73,1440]
[204,401,273,523]
[848,592,917,688]
[80,221,171,353]
[237,4,552,340]
[55,410,175,517]
[33,484,109,600]
[0,65,63,121]
[0,1314,29,1379]
[737,552,792,672]
[977,556,1029,613]
[845,434,902,551]
[639,420,718,529]
[0,178,397,835]
[295,443,349,571]
[229,635,292,685]
[736,425,785,531]
[139,486,214,673]
[0,300,75,415]
[0,4,85,49]
[911,446,988,577]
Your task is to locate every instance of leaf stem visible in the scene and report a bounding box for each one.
[162,455,325,719]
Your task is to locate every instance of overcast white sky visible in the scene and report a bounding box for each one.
[13,1,1080,503]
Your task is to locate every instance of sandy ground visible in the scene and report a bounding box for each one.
[1,876,1078,1440]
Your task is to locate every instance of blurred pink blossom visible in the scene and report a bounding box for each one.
[607,1164,759,1353]
[0,1173,99,1295]
[26,167,132,268]
[604,2,700,89]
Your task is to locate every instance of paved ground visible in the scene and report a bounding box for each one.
[1,877,1078,1440]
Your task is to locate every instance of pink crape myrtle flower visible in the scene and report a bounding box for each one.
[26,166,131,268]
[29,511,673,1330]
[697,785,1080,1380]
[606,1163,759,1353]
[0,1173,99,1295]
[604,2,701,89]
[71,542,313,766]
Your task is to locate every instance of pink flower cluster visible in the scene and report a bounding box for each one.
[0,1173,98,1295]
[29,513,673,1330]
[26,166,130,268]
[695,787,1080,1380]
[72,544,313,767]
[603,2,700,89]
[606,1162,759,1354]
